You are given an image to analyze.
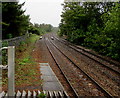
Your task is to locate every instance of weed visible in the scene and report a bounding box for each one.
[1,41,8,65]
[18,41,27,52]
[23,58,29,62]
[37,92,46,98]
[18,56,33,65]
[18,62,26,65]
[2,34,41,90]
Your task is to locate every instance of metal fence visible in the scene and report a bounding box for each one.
[2,34,29,46]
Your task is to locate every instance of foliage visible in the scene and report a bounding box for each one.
[39,23,53,32]
[2,2,53,39]
[28,23,53,35]
[37,92,46,98]
[59,2,120,60]
[52,27,59,33]
[2,2,30,39]
[18,41,27,52]
[18,57,32,65]
[2,34,41,88]
[101,3,120,59]
[1,41,8,65]
[15,34,40,86]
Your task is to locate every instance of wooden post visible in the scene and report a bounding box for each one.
[8,46,15,96]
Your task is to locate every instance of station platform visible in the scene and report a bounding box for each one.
[40,63,64,91]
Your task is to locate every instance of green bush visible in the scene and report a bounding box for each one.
[37,92,46,98]
[6,34,12,39]
[1,41,8,65]
[18,41,27,52]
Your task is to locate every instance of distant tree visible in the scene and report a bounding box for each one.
[39,24,53,32]
[28,23,53,35]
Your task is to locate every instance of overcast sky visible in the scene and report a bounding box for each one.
[19,0,64,27]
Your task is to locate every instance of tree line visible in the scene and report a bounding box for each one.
[59,2,120,61]
[2,2,53,39]
[28,23,53,35]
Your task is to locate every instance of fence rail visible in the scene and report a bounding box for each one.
[2,34,29,46]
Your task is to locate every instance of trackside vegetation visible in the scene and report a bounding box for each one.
[2,2,30,39]
[2,2,53,39]
[59,2,120,61]
[2,1,53,90]
[2,34,42,90]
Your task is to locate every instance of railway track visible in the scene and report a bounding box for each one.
[44,35,114,97]
[52,34,120,75]
[44,37,78,97]
[53,33,120,66]
[52,35,120,85]
[48,34,119,96]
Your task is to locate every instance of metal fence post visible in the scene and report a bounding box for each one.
[8,46,15,96]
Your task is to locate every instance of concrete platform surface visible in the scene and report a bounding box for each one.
[40,63,64,91]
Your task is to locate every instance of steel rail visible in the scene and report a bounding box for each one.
[52,34,120,67]
[44,37,79,97]
[53,36,120,75]
[48,36,114,97]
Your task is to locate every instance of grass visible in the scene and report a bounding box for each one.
[2,34,42,90]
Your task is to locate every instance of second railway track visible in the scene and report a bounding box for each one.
[51,35,120,84]
[52,34,120,74]
[44,34,119,97]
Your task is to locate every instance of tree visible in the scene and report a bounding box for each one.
[28,23,53,35]
[59,2,119,60]
[2,2,30,39]
[101,3,120,59]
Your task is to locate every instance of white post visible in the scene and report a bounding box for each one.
[8,46,15,96]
